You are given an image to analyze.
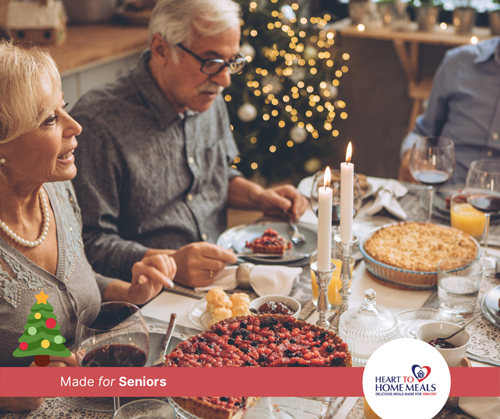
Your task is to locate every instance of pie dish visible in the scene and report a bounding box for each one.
[360,222,480,289]
[165,314,351,419]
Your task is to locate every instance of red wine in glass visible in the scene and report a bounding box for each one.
[468,196,500,213]
[409,137,455,222]
[75,302,150,412]
[465,159,500,269]
[81,343,148,368]
[413,170,451,187]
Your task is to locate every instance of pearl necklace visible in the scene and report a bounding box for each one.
[0,189,49,248]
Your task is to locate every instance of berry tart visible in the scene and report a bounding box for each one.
[245,228,291,255]
[166,314,352,419]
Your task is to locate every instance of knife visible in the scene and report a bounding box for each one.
[152,313,177,367]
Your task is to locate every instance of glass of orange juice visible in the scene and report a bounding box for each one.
[310,249,355,308]
[450,193,485,239]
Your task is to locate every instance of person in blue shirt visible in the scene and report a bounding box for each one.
[399,37,500,184]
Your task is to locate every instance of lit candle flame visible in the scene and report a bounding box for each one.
[470,36,478,44]
[357,24,365,32]
[324,166,331,189]
[346,142,352,163]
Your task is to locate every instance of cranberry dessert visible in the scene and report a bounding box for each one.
[258,301,295,315]
[245,227,291,255]
[428,338,456,349]
[166,314,351,419]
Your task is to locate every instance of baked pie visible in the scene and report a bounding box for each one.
[245,227,291,255]
[166,314,352,418]
[364,222,477,272]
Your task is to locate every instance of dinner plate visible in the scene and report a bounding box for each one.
[217,221,316,264]
[395,308,460,338]
[297,175,375,200]
[188,298,210,331]
[481,285,500,328]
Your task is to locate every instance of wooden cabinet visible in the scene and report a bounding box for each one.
[51,24,148,110]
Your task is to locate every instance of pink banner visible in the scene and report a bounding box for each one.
[0,367,498,397]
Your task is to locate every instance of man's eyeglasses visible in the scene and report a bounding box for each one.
[177,43,247,75]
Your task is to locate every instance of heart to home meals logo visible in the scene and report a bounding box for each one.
[363,339,451,419]
[412,364,431,382]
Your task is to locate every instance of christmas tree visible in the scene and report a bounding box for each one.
[13,290,71,366]
[226,0,349,185]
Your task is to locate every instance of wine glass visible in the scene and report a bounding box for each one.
[75,302,150,412]
[409,136,455,223]
[465,159,500,269]
[310,168,363,240]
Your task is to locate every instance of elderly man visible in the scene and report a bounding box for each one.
[71,0,308,288]
[399,37,500,184]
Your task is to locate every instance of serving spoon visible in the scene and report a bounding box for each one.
[435,313,481,342]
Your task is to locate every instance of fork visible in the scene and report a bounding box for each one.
[288,221,306,245]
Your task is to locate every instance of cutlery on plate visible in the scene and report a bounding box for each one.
[288,221,307,245]
[435,314,481,343]
[282,209,307,245]
[152,313,177,367]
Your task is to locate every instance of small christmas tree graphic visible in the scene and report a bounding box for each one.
[13,290,71,366]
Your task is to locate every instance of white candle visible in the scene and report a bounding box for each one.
[317,167,332,272]
[340,142,354,242]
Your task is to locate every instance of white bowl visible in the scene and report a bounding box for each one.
[249,295,301,319]
[416,322,470,367]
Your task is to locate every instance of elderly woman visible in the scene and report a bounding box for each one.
[0,41,177,412]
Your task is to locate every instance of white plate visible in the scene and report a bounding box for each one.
[188,299,211,331]
[396,308,460,338]
[217,221,316,264]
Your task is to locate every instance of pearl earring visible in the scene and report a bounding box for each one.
[0,158,4,166]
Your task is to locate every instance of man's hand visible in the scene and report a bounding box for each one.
[128,254,177,305]
[170,242,237,288]
[257,185,308,222]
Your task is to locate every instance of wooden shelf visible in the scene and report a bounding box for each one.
[49,23,149,74]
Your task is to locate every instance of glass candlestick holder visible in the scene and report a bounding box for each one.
[311,261,336,329]
[330,234,359,333]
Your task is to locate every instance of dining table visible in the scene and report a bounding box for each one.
[2,176,499,419]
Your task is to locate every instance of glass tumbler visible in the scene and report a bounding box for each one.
[437,257,483,317]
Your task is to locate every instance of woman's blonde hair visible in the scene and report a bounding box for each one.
[0,41,61,144]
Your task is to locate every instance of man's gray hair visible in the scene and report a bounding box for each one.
[149,0,241,49]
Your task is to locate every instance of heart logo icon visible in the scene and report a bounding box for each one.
[412,364,431,382]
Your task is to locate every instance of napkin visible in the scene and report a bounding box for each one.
[194,264,302,296]
[365,179,408,220]
[459,397,500,419]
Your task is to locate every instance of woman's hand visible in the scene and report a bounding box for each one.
[127,254,177,305]
[0,355,78,412]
